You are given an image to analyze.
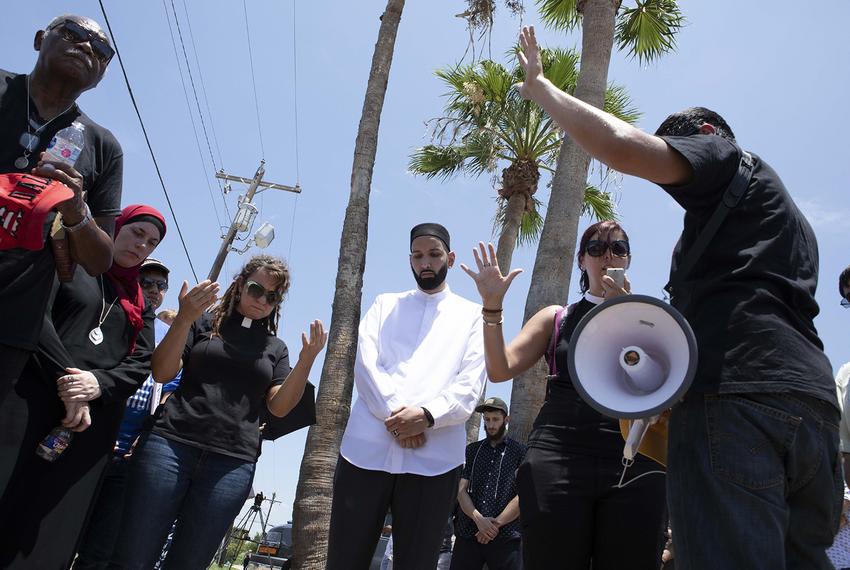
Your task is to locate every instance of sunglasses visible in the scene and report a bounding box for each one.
[139,277,168,292]
[585,239,630,258]
[49,20,115,63]
[841,296,850,309]
[245,281,283,306]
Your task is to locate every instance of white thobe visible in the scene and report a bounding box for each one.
[340,286,487,476]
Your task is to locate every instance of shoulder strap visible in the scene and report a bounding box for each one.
[665,151,754,300]
[547,302,577,375]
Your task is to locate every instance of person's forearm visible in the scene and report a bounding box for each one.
[495,496,519,526]
[482,323,513,382]
[68,214,114,275]
[458,487,480,521]
[151,317,192,382]
[267,359,312,417]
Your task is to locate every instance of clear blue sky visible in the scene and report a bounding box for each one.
[6,1,849,526]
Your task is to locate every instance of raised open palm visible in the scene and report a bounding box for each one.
[460,242,523,307]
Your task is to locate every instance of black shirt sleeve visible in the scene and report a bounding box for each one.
[93,304,155,404]
[269,341,291,389]
[461,442,475,480]
[659,135,741,212]
[80,119,123,220]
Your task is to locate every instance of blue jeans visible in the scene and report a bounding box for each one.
[107,432,255,570]
[667,393,842,569]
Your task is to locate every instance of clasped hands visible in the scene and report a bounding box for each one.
[55,367,101,433]
[384,405,429,449]
[473,511,503,544]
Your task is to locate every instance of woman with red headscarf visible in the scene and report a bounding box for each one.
[0,204,166,569]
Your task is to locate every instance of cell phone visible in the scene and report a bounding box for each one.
[606,268,625,289]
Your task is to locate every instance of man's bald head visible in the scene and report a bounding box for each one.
[45,14,109,44]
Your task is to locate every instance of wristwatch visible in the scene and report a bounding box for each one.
[422,407,435,428]
[61,203,93,233]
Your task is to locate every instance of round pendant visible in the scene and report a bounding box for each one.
[14,155,29,169]
[88,327,104,345]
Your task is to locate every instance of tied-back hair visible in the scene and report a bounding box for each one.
[576,220,630,294]
[211,254,291,337]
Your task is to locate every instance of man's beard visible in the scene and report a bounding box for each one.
[412,264,448,291]
[486,422,507,442]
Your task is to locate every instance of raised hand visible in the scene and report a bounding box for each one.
[300,319,328,363]
[176,280,220,324]
[516,26,545,101]
[460,242,523,308]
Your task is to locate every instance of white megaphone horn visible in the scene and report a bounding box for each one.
[567,295,698,465]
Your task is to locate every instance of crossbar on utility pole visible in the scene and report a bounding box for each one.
[208,160,300,282]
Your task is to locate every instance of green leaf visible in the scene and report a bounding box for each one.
[615,0,684,64]
[536,0,581,32]
[603,84,641,125]
[581,184,618,221]
[492,196,546,246]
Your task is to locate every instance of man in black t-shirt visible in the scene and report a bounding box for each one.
[0,14,122,492]
[515,27,839,569]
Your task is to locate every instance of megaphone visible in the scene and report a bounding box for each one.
[567,294,697,465]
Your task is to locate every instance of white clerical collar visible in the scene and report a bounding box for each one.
[241,316,254,328]
[584,291,605,305]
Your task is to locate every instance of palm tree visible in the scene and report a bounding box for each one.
[508,0,684,443]
[409,48,639,442]
[289,1,405,568]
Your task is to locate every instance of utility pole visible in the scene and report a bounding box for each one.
[208,159,300,282]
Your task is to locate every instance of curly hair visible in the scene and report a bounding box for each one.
[211,254,291,337]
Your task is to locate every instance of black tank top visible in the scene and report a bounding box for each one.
[529,298,624,455]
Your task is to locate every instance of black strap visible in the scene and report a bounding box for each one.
[664,151,754,300]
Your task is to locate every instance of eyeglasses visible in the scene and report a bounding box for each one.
[48,20,115,63]
[245,281,283,306]
[585,239,630,258]
[841,296,850,309]
[139,277,168,292]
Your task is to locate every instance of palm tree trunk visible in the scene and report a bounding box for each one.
[507,0,619,443]
[464,190,526,443]
[290,2,405,568]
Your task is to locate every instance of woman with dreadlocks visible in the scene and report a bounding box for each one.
[109,254,326,569]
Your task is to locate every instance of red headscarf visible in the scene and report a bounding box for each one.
[105,204,167,354]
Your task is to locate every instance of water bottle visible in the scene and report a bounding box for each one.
[45,121,86,167]
[36,426,73,462]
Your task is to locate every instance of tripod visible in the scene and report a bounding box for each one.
[213,492,275,568]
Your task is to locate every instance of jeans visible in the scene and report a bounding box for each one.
[667,392,842,570]
[74,456,131,569]
[107,432,255,570]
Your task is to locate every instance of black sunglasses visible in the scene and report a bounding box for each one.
[49,19,115,63]
[139,277,168,292]
[585,239,630,258]
[245,281,283,306]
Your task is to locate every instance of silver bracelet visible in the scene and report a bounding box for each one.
[61,203,93,233]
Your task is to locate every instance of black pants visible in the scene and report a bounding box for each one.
[74,455,131,569]
[0,344,32,494]
[327,456,461,570]
[517,444,667,570]
[449,536,522,570]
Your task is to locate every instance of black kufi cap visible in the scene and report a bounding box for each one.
[410,222,450,251]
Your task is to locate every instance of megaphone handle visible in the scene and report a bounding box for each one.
[623,418,650,461]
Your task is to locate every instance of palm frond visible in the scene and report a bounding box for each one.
[581,184,618,221]
[541,47,580,93]
[535,0,581,32]
[408,145,469,181]
[615,0,684,64]
[492,196,546,246]
[603,84,641,125]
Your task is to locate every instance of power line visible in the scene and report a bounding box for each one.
[98,0,199,282]
[180,0,226,172]
[287,0,301,267]
[162,0,225,231]
[242,0,266,159]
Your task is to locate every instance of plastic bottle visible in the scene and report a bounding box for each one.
[36,426,73,462]
[45,121,86,167]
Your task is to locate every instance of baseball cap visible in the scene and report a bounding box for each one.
[475,397,508,415]
[0,173,74,251]
[141,257,170,276]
